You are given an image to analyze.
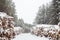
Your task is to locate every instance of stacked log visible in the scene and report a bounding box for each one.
[0,12,15,40]
[31,24,60,40]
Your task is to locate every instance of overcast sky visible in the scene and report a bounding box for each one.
[13,0,52,24]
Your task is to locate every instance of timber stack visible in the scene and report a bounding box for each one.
[0,12,15,40]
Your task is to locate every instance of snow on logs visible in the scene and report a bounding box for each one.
[31,24,60,40]
[0,12,15,40]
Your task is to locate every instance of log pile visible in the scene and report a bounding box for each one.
[0,12,15,40]
[31,24,60,40]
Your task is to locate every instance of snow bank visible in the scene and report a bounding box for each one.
[35,24,57,28]
[33,24,59,30]
[14,27,22,31]
[14,27,23,35]
[0,12,13,18]
[13,33,49,40]
[0,12,7,17]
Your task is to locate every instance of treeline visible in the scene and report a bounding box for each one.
[16,18,33,32]
[34,0,60,25]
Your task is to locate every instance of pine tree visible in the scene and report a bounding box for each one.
[0,0,15,16]
[48,0,60,24]
[34,4,48,24]
[34,5,43,24]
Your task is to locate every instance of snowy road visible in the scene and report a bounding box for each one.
[13,33,49,40]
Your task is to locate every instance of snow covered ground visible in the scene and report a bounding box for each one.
[13,33,49,40]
